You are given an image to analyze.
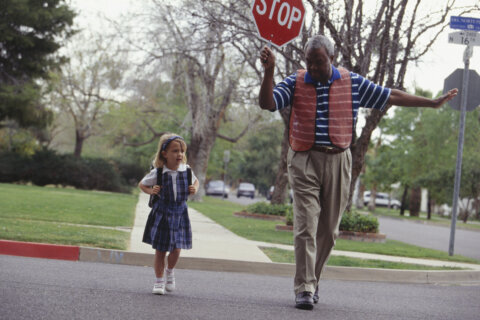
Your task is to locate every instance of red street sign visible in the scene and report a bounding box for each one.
[251,0,306,48]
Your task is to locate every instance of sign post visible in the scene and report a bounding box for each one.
[251,0,306,48]
[222,150,230,200]
[445,16,480,256]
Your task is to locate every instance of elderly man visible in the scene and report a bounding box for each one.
[258,35,457,310]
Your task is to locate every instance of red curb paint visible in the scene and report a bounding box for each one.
[0,240,80,261]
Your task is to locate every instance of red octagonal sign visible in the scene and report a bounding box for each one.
[251,0,306,48]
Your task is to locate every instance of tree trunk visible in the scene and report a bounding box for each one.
[74,130,84,158]
[188,128,217,201]
[400,185,408,216]
[427,193,432,220]
[356,180,365,209]
[271,126,289,204]
[409,186,421,217]
[367,186,377,212]
[271,107,291,204]
[348,108,387,210]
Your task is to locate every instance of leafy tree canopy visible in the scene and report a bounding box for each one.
[0,0,75,128]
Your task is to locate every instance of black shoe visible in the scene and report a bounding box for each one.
[295,291,314,310]
[313,286,319,304]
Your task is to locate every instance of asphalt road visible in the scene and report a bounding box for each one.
[211,191,265,206]
[378,216,480,260]
[1,255,479,320]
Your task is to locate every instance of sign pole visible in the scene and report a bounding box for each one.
[222,150,230,200]
[448,45,473,256]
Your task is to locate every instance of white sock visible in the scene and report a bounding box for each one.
[166,268,174,274]
[156,277,164,283]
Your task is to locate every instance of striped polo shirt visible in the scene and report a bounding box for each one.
[273,65,391,146]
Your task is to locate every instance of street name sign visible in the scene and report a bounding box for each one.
[251,0,306,48]
[450,16,480,32]
[448,31,480,46]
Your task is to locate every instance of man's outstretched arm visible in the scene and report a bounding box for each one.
[388,88,458,108]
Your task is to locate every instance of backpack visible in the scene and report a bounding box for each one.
[148,166,192,208]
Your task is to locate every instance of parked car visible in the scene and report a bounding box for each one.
[237,182,255,199]
[205,180,229,198]
[363,191,401,209]
[267,186,293,203]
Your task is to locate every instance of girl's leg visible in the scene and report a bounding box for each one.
[154,250,167,278]
[167,248,181,269]
[165,249,181,292]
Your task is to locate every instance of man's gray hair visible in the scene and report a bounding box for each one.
[304,35,334,57]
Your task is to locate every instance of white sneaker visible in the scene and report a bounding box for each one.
[166,270,175,292]
[152,281,165,295]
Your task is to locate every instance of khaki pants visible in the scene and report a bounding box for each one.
[287,147,352,294]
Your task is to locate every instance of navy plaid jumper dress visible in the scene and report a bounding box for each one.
[142,170,192,252]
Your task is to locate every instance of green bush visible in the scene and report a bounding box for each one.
[285,206,293,226]
[0,149,143,193]
[114,160,146,186]
[0,152,31,182]
[245,201,292,216]
[339,211,379,233]
[281,208,378,232]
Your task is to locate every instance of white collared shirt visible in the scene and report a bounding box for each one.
[140,163,197,201]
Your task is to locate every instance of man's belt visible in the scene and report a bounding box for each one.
[311,145,345,154]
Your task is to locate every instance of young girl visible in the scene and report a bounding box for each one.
[138,133,199,295]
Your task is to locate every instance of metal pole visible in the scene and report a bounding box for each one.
[223,161,228,200]
[222,150,230,200]
[448,45,472,256]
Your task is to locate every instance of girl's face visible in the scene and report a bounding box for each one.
[162,140,185,170]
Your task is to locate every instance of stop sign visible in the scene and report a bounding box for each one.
[251,0,306,48]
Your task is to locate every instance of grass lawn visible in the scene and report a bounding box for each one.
[261,247,464,270]
[0,183,137,249]
[190,196,480,265]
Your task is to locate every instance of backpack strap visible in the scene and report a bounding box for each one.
[148,167,163,208]
[187,167,192,186]
[156,167,163,186]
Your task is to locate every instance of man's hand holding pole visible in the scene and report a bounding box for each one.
[259,46,276,111]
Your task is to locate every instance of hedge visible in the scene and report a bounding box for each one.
[339,211,379,233]
[246,202,292,216]
[0,149,145,193]
[250,202,379,233]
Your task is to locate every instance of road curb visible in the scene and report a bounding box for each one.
[0,240,79,261]
[2,240,480,284]
[78,246,480,284]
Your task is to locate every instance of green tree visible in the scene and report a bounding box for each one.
[0,0,75,128]
[237,123,283,195]
[379,88,480,220]
[49,34,127,157]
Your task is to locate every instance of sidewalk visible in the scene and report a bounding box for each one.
[129,193,271,262]
[129,193,480,272]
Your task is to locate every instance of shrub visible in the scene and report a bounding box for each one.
[0,152,30,182]
[285,206,293,226]
[114,160,146,186]
[339,211,379,233]
[245,201,291,216]
[0,149,136,193]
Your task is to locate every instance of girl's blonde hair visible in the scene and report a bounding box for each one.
[153,133,188,168]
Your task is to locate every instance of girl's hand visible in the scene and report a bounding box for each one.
[188,185,197,195]
[151,185,161,195]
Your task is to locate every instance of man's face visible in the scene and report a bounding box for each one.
[305,47,333,84]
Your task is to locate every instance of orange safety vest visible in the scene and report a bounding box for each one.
[289,68,353,151]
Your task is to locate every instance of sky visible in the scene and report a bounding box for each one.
[69,0,480,99]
